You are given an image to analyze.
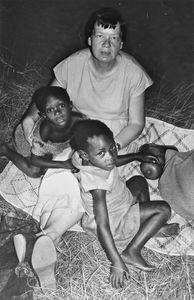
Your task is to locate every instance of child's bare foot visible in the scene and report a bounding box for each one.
[121,249,155,272]
[155,223,180,238]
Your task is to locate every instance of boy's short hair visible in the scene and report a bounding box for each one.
[85,7,127,44]
[32,86,70,113]
[70,119,114,151]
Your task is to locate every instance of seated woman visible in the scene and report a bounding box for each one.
[22,7,153,179]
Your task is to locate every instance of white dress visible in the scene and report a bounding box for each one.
[72,152,140,252]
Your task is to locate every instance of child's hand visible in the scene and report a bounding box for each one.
[109,259,130,289]
[139,153,160,165]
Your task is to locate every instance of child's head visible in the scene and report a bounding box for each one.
[139,143,178,180]
[139,144,166,180]
[71,120,117,171]
[32,86,72,128]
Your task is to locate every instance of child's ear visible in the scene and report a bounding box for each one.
[70,101,73,109]
[78,150,89,161]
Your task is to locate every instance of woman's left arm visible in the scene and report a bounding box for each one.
[115,93,145,149]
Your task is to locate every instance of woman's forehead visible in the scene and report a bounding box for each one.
[93,22,121,35]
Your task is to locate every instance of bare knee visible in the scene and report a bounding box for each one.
[127,175,149,201]
[127,175,148,187]
[155,201,171,221]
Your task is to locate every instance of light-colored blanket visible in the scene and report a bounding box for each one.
[127,117,194,256]
[1,116,194,256]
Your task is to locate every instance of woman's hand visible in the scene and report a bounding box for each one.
[109,259,130,289]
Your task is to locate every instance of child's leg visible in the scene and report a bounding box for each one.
[0,143,43,177]
[126,175,150,203]
[121,200,171,271]
[39,208,84,246]
[35,170,84,245]
[126,175,179,237]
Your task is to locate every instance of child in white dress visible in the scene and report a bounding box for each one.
[0,86,82,177]
[0,87,84,292]
[70,119,173,289]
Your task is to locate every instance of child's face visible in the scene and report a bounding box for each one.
[43,96,71,128]
[85,134,117,171]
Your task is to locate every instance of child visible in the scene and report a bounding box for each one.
[0,86,82,177]
[139,143,194,221]
[138,143,178,180]
[70,119,173,289]
[0,86,84,292]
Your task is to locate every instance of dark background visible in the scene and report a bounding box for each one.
[0,0,193,90]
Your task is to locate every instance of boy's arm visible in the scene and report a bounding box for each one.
[91,189,129,288]
[115,152,160,167]
[31,154,78,172]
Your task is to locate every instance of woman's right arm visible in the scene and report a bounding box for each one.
[91,189,129,288]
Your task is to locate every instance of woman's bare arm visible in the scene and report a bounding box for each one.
[114,93,145,149]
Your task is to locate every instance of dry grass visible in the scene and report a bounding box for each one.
[146,82,194,129]
[31,231,194,300]
[0,57,48,142]
[1,57,194,299]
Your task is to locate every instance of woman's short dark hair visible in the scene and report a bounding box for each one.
[70,119,114,151]
[85,7,127,44]
[32,86,70,113]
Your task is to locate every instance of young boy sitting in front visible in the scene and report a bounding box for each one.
[70,119,176,289]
